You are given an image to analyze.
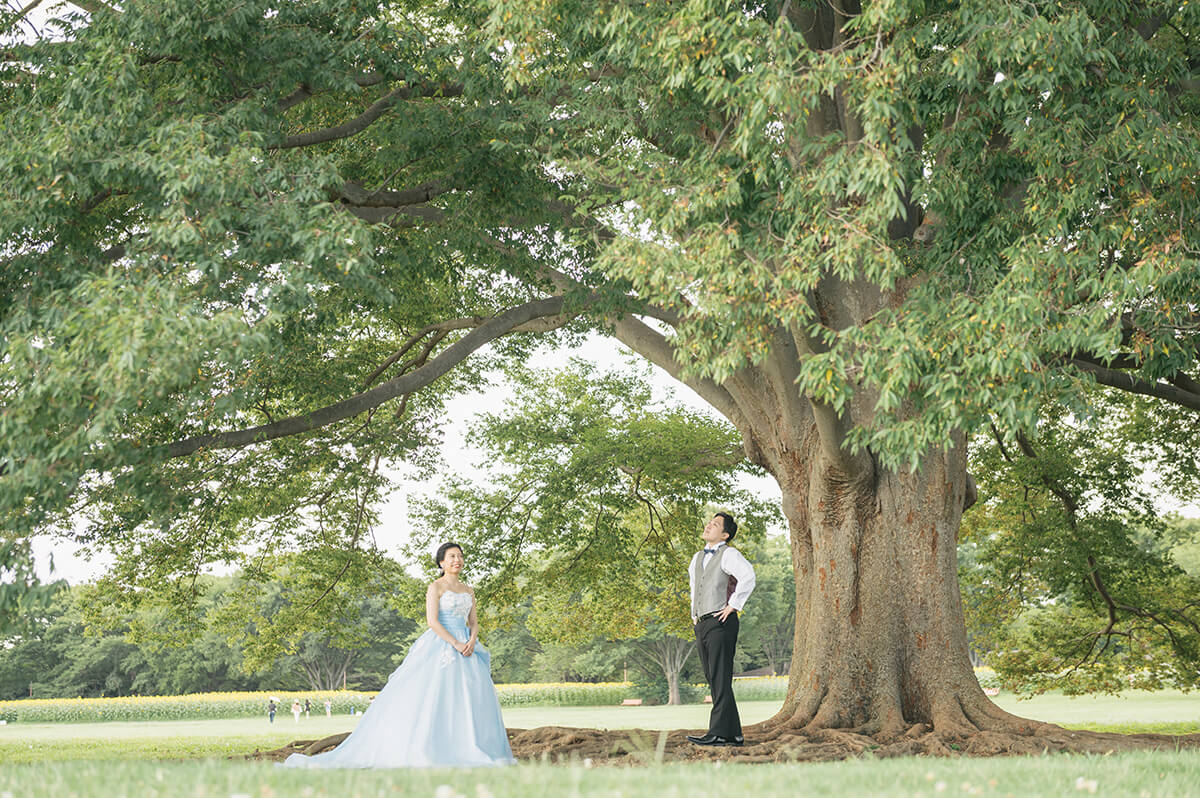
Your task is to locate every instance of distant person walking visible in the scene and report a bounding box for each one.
[291,699,302,723]
[268,699,276,724]
[304,698,311,718]
[323,698,332,717]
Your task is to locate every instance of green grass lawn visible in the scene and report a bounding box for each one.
[0,692,1196,797]
[1,690,1197,766]
[991,689,1200,728]
[0,752,1197,797]
[0,702,791,764]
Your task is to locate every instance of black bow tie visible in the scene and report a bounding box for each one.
[703,548,718,555]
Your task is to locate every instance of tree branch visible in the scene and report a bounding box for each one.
[70,0,121,14]
[788,322,865,476]
[338,180,450,208]
[1069,358,1200,413]
[761,324,813,453]
[361,311,579,390]
[163,296,570,458]
[1014,430,1079,519]
[342,204,445,227]
[608,314,744,431]
[272,82,464,150]
[11,0,47,24]
[277,84,314,113]
[361,328,447,390]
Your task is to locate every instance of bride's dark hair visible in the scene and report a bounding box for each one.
[434,542,463,576]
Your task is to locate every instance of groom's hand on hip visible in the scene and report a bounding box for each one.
[716,605,736,622]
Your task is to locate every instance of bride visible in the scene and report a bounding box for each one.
[282,542,515,768]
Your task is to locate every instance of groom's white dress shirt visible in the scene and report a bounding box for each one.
[689,541,756,622]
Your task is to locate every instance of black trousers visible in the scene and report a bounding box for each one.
[694,611,741,739]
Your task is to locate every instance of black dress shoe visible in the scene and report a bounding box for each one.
[688,734,744,746]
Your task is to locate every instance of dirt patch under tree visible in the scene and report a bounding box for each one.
[248,722,1200,765]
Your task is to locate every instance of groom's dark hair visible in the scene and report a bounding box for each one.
[714,512,738,543]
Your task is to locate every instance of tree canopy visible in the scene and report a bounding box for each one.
[0,573,419,699]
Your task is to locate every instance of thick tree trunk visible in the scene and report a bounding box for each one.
[760,434,1033,739]
[298,652,355,692]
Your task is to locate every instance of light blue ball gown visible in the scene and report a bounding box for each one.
[282,590,515,769]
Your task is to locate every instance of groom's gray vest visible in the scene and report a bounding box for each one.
[691,546,737,618]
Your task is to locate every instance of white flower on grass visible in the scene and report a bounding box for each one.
[475,784,494,798]
[1074,777,1099,794]
[934,781,947,792]
[435,785,465,798]
[583,758,594,769]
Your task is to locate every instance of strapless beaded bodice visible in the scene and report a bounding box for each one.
[438,590,473,629]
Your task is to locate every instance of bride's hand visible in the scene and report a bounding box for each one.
[462,638,475,657]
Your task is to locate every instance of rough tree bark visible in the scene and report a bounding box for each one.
[768,432,1028,739]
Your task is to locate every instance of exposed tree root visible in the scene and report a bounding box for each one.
[244,724,1200,765]
[248,731,350,761]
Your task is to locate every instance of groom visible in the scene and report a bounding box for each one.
[687,512,756,747]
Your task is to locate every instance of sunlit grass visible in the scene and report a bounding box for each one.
[0,693,1195,796]
[1,752,1198,798]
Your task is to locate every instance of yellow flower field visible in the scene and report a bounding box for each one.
[0,679,791,724]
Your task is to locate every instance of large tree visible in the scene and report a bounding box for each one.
[3,0,1199,754]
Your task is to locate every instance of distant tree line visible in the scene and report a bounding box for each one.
[0,539,796,702]
[0,574,417,700]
